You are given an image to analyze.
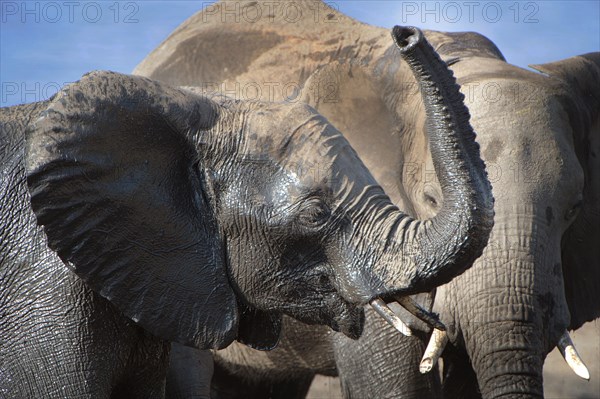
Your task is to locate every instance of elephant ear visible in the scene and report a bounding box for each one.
[531,53,600,329]
[25,70,239,349]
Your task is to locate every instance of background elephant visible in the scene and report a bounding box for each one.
[134,1,600,397]
[0,26,493,398]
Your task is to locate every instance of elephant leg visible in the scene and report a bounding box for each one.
[3,312,168,399]
[165,344,214,399]
[110,328,170,399]
[0,263,169,398]
[441,345,481,399]
[333,307,441,399]
[210,360,314,399]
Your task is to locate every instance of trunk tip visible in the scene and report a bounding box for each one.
[392,26,423,53]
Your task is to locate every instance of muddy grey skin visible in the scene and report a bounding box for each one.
[0,27,493,398]
[138,2,600,398]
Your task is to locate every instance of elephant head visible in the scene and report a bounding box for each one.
[133,2,598,397]
[431,52,600,398]
[305,29,600,399]
[25,26,492,354]
[306,26,600,399]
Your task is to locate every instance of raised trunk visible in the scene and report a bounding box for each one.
[367,27,493,298]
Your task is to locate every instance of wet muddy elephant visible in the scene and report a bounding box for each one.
[136,1,599,398]
[0,26,493,398]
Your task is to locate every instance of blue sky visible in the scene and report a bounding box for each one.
[1,1,599,107]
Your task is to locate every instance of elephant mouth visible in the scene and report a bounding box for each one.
[234,280,366,345]
[317,286,366,339]
[285,292,365,340]
[329,301,365,339]
[236,301,283,351]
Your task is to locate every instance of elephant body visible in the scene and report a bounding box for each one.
[1,24,493,397]
[0,102,170,398]
[135,2,599,398]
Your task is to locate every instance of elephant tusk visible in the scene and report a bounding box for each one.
[419,328,448,374]
[394,295,446,331]
[557,331,590,380]
[370,298,412,336]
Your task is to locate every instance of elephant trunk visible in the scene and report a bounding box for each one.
[445,223,563,398]
[365,27,493,299]
[466,321,544,398]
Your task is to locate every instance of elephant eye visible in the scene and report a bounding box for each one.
[297,198,331,228]
[424,193,438,208]
[423,186,441,210]
[565,200,583,221]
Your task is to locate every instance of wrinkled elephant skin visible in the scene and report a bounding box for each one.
[133,2,600,398]
[0,26,493,397]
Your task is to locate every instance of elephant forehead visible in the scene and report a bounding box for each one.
[240,102,378,191]
[467,88,584,203]
[461,78,564,149]
[244,102,342,149]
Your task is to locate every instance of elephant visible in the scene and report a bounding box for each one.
[0,26,494,398]
[134,1,600,397]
